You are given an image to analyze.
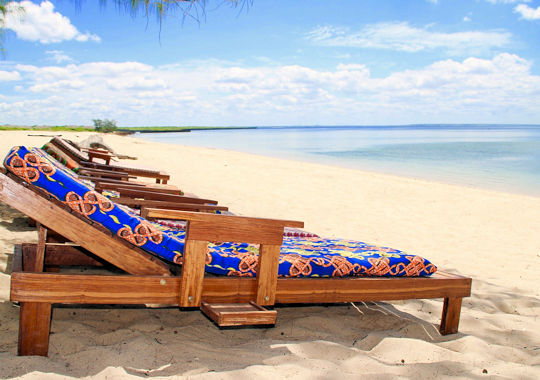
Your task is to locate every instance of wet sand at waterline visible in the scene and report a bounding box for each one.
[0,131,538,379]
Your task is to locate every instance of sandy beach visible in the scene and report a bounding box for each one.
[0,130,539,379]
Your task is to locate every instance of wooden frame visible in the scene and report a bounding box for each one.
[50,137,171,184]
[0,172,471,357]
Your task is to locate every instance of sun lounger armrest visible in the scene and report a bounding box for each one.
[146,209,302,307]
[142,208,304,245]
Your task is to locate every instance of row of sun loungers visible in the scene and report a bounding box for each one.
[0,140,471,357]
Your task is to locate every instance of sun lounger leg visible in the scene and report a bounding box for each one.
[179,240,208,307]
[256,244,280,306]
[440,297,462,335]
[18,302,52,356]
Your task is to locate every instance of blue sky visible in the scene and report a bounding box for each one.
[1,0,539,126]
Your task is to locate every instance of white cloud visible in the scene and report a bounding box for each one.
[3,1,100,43]
[514,4,540,20]
[306,23,511,55]
[0,70,21,81]
[463,16,472,22]
[1,53,539,125]
[45,50,74,64]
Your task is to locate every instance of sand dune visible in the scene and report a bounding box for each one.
[0,131,539,379]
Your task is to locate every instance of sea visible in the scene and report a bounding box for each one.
[136,125,540,197]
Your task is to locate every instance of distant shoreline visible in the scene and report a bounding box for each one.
[123,126,257,133]
[3,124,539,133]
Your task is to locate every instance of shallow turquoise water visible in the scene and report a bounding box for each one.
[137,125,540,196]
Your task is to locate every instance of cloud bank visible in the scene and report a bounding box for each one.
[1,54,539,125]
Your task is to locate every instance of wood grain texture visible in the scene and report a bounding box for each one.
[41,244,105,267]
[0,173,171,276]
[11,271,471,305]
[32,224,47,272]
[440,297,463,335]
[147,209,302,245]
[18,302,52,356]
[201,301,277,326]
[256,244,280,305]
[78,168,134,180]
[87,151,111,164]
[114,188,217,204]
[94,181,182,195]
[80,161,170,181]
[179,240,208,307]
[133,201,228,213]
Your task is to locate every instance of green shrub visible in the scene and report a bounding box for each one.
[93,119,118,133]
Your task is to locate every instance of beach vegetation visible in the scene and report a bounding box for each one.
[0,125,92,131]
[93,119,118,133]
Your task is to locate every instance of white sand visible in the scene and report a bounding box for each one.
[0,131,539,379]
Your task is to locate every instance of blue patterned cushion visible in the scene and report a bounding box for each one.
[4,146,436,277]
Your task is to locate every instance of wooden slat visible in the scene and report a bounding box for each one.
[127,200,227,213]
[50,137,88,162]
[33,224,47,272]
[87,151,112,164]
[80,161,170,181]
[11,272,181,304]
[179,240,208,307]
[11,271,471,304]
[95,182,182,195]
[146,209,302,245]
[78,168,134,180]
[147,209,304,229]
[0,173,171,276]
[114,188,217,205]
[256,244,280,305]
[201,301,277,326]
[42,143,79,169]
[43,244,105,267]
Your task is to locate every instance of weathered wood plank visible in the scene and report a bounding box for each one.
[0,173,171,276]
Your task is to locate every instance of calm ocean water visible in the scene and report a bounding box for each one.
[137,125,540,196]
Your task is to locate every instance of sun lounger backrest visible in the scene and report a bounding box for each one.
[4,146,184,264]
[50,137,89,162]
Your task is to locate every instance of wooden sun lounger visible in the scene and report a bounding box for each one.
[38,146,226,213]
[0,172,471,357]
[49,137,171,184]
